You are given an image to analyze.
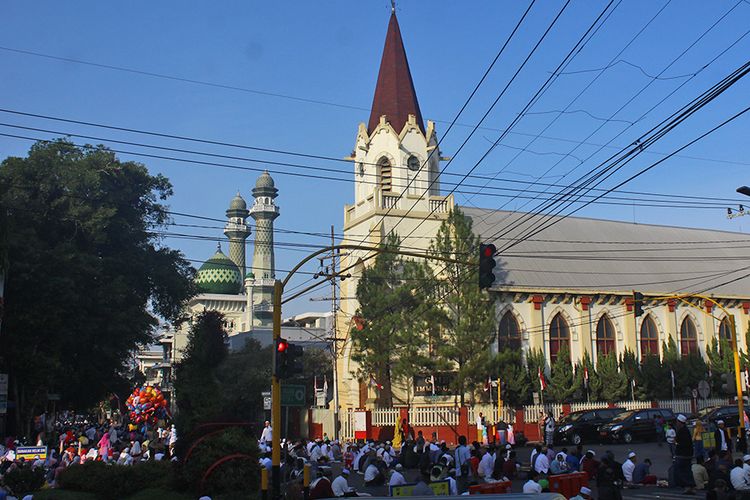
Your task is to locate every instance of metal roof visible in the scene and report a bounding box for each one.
[462,206,750,298]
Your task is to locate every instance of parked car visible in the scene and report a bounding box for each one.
[599,408,676,443]
[554,408,626,445]
[688,405,749,431]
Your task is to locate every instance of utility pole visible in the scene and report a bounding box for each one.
[330,226,341,441]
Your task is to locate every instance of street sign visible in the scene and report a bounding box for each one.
[16,446,47,461]
[262,391,272,411]
[698,380,711,399]
[280,384,306,407]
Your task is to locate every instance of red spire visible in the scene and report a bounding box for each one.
[367,12,425,135]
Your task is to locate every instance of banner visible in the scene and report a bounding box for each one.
[390,479,450,496]
[16,446,47,461]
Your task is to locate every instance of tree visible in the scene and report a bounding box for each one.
[493,349,531,407]
[548,346,576,403]
[0,140,195,435]
[526,348,547,398]
[426,209,497,405]
[591,353,627,402]
[216,338,271,423]
[620,349,646,401]
[173,311,228,433]
[351,234,429,406]
[640,353,670,400]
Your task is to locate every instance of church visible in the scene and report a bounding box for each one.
[335,10,750,411]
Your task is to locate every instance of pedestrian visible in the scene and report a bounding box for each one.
[693,419,705,460]
[665,423,676,457]
[632,458,657,485]
[544,411,555,446]
[454,435,471,493]
[714,420,732,455]
[523,469,543,493]
[674,414,696,495]
[580,450,599,480]
[729,457,749,490]
[692,455,709,490]
[622,451,636,484]
[309,469,335,500]
[476,412,485,444]
[97,432,110,463]
[569,486,592,500]
[502,450,518,479]
[596,456,623,500]
[550,452,569,475]
[331,469,353,497]
[389,463,406,488]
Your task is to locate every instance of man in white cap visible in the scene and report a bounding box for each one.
[332,468,352,497]
[622,451,637,483]
[570,486,592,500]
[389,463,406,487]
[715,419,732,454]
[730,456,750,490]
[674,414,696,495]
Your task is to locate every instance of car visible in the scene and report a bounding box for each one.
[553,408,626,445]
[598,408,676,443]
[688,405,749,431]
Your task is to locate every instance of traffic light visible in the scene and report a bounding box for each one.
[721,372,736,395]
[274,338,304,379]
[479,243,497,289]
[632,291,644,317]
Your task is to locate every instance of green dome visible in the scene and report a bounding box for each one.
[255,171,275,189]
[229,191,247,211]
[195,244,243,295]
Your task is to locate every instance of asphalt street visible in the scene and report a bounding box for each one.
[339,441,729,498]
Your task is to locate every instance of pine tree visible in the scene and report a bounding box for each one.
[494,348,532,407]
[549,346,576,403]
[620,349,646,400]
[526,348,547,398]
[426,209,496,405]
[593,353,627,402]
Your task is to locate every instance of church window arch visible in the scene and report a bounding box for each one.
[378,157,392,192]
[719,317,732,341]
[596,314,616,356]
[640,315,659,357]
[680,317,699,356]
[498,311,521,351]
[549,313,570,364]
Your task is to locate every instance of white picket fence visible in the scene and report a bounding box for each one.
[338,397,732,441]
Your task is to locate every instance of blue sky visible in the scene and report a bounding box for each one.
[2,0,750,316]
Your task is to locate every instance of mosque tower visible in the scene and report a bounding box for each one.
[224,192,251,277]
[248,171,279,327]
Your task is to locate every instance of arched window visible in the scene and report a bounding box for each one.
[549,313,570,364]
[596,315,616,356]
[640,315,659,357]
[498,311,521,351]
[718,317,733,341]
[378,157,392,192]
[680,317,699,357]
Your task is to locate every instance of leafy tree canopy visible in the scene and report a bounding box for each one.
[0,140,195,433]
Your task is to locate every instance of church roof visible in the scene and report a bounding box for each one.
[195,244,243,295]
[367,12,425,135]
[462,206,750,298]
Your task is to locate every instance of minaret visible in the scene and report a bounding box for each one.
[249,171,279,327]
[224,192,251,278]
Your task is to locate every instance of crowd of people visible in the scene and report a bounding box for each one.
[260,410,750,499]
[0,409,178,494]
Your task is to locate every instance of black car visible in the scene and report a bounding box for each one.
[688,405,749,431]
[599,408,676,443]
[554,408,626,445]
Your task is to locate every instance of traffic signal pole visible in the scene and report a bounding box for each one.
[271,280,282,500]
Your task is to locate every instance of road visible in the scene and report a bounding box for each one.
[338,441,723,498]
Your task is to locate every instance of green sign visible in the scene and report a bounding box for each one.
[281,384,306,407]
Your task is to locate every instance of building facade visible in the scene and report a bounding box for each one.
[334,11,750,411]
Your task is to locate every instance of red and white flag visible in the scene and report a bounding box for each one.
[670,370,675,388]
[539,368,547,391]
[484,376,492,392]
[314,376,319,391]
[369,376,383,390]
[430,375,436,396]
[583,366,589,388]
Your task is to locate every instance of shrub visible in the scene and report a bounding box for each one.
[1,465,46,496]
[177,426,259,496]
[57,460,175,500]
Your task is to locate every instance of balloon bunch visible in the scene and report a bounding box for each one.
[126,385,168,425]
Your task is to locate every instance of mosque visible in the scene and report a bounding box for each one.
[334,9,750,411]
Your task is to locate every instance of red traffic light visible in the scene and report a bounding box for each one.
[277,339,289,352]
[482,244,496,257]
